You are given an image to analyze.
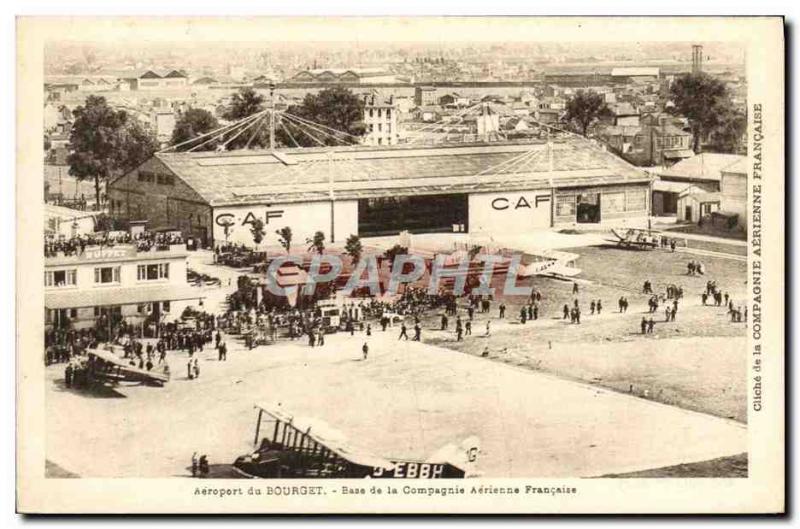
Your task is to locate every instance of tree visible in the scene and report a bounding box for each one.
[277,87,366,147]
[668,72,733,152]
[307,231,325,254]
[563,90,611,137]
[250,218,265,250]
[344,234,363,265]
[275,226,292,254]
[383,244,409,271]
[171,108,220,151]
[223,87,266,121]
[67,96,158,206]
[704,108,747,154]
[223,88,269,150]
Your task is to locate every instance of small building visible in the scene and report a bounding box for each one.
[719,158,748,229]
[44,205,98,238]
[362,95,400,146]
[414,86,438,107]
[677,188,720,224]
[44,242,203,332]
[652,153,745,216]
[611,67,660,82]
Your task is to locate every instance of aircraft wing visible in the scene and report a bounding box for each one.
[256,404,395,470]
[87,349,170,384]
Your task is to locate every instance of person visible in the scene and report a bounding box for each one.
[485,320,491,336]
[441,314,448,331]
[499,303,506,319]
[665,306,672,322]
[724,292,730,306]
[187,359,194,380]
[198,455,209,477]
[618,297,625,313]
[596,300,602,314]
[572,282,579,294]
[219,340,227,360]
[191,452,198,478]
[590,300,596,315]
[366,324,372,337]
[64,363,73,388]
[145,358,153,371]
[413,323,421,341]
[648,318,655,334]
[362,342,369,360]
[464,320,472,336]
[701,292,708,305]
[575,307,581,324]
[527,304,533,321]
[468,306,474,321]
[215,331,221,349]
[641,317,647,334]
[670,239,677,252]
[317,331,325,347]
[481,346,489,358]
[456,327,463,341]
[308,332,316,347]
[532,304,539,320]
[193,357,200,379]
[563,304,569,320]
[520,308,527,324]
[398,323,408,341]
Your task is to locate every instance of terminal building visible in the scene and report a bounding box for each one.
[108,140,653,248]
[44,244,203,332]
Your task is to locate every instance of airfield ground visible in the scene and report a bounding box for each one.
[45,234,749,478]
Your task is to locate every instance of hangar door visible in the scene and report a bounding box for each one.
[358,194,469,236]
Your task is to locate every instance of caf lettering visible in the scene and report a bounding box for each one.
[491,195,549,211]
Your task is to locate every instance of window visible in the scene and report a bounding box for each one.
[70,308,78,318]
[138,170,156,183]
[137,262,169,281]
[378,123,382,132]
[162,301,171,313]
[94,266,120,284]
[157,174,175,186]
[369,109,374,118]
[625,188,647,212]
[556,195,576,217]
[45,269,77,287]
[386,109,391,118]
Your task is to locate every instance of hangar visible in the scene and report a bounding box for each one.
[107,140,653,248]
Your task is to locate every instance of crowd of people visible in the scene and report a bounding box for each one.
[44,230,184,258]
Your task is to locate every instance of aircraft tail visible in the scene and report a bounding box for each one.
[428,436,481,477]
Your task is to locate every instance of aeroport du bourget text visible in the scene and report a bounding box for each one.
[265,253,532,298]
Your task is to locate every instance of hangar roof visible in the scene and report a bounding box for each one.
[146,140,651,206]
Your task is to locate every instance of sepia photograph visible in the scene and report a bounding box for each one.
[15,15,785,514]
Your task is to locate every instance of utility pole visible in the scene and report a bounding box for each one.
[269,81,276,151]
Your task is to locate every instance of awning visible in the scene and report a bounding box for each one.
[45,284,206,310]
[653,180,692,194]
[663,149,695,160]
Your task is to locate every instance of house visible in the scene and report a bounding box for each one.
[362,95,401,146]
[412,106,441,123]
[652,153,745,216]
[611,103,640,127]
[414,86,438,107]
[611,67,660,83]
[719,158,748,229]
[677,188,720,224]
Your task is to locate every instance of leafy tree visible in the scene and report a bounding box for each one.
[277,87,366,147]
[171,108,220,151]
[67,95,158,206]
[704,108,747,154]
[306,231,326,254]
[223,88,269,150]
[223,87,266,121]
[563,90,611,137]
[275,226,293,254]
[344,234,363,265]
[383,244,409,271]
[668,72,734,152]
[250,218,265,249]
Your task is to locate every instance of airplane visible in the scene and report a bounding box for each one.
[84,348,170,386]
[232,404,480,479]
[607,227,663,250]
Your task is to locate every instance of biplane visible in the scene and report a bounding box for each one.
[84,348,170,386]
[607,228,662,250]
[232,404,480,479]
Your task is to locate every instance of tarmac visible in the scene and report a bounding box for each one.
[46,327,747,478]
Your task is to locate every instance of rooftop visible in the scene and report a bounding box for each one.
[660,153,747,182]
[127,139,650,206]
